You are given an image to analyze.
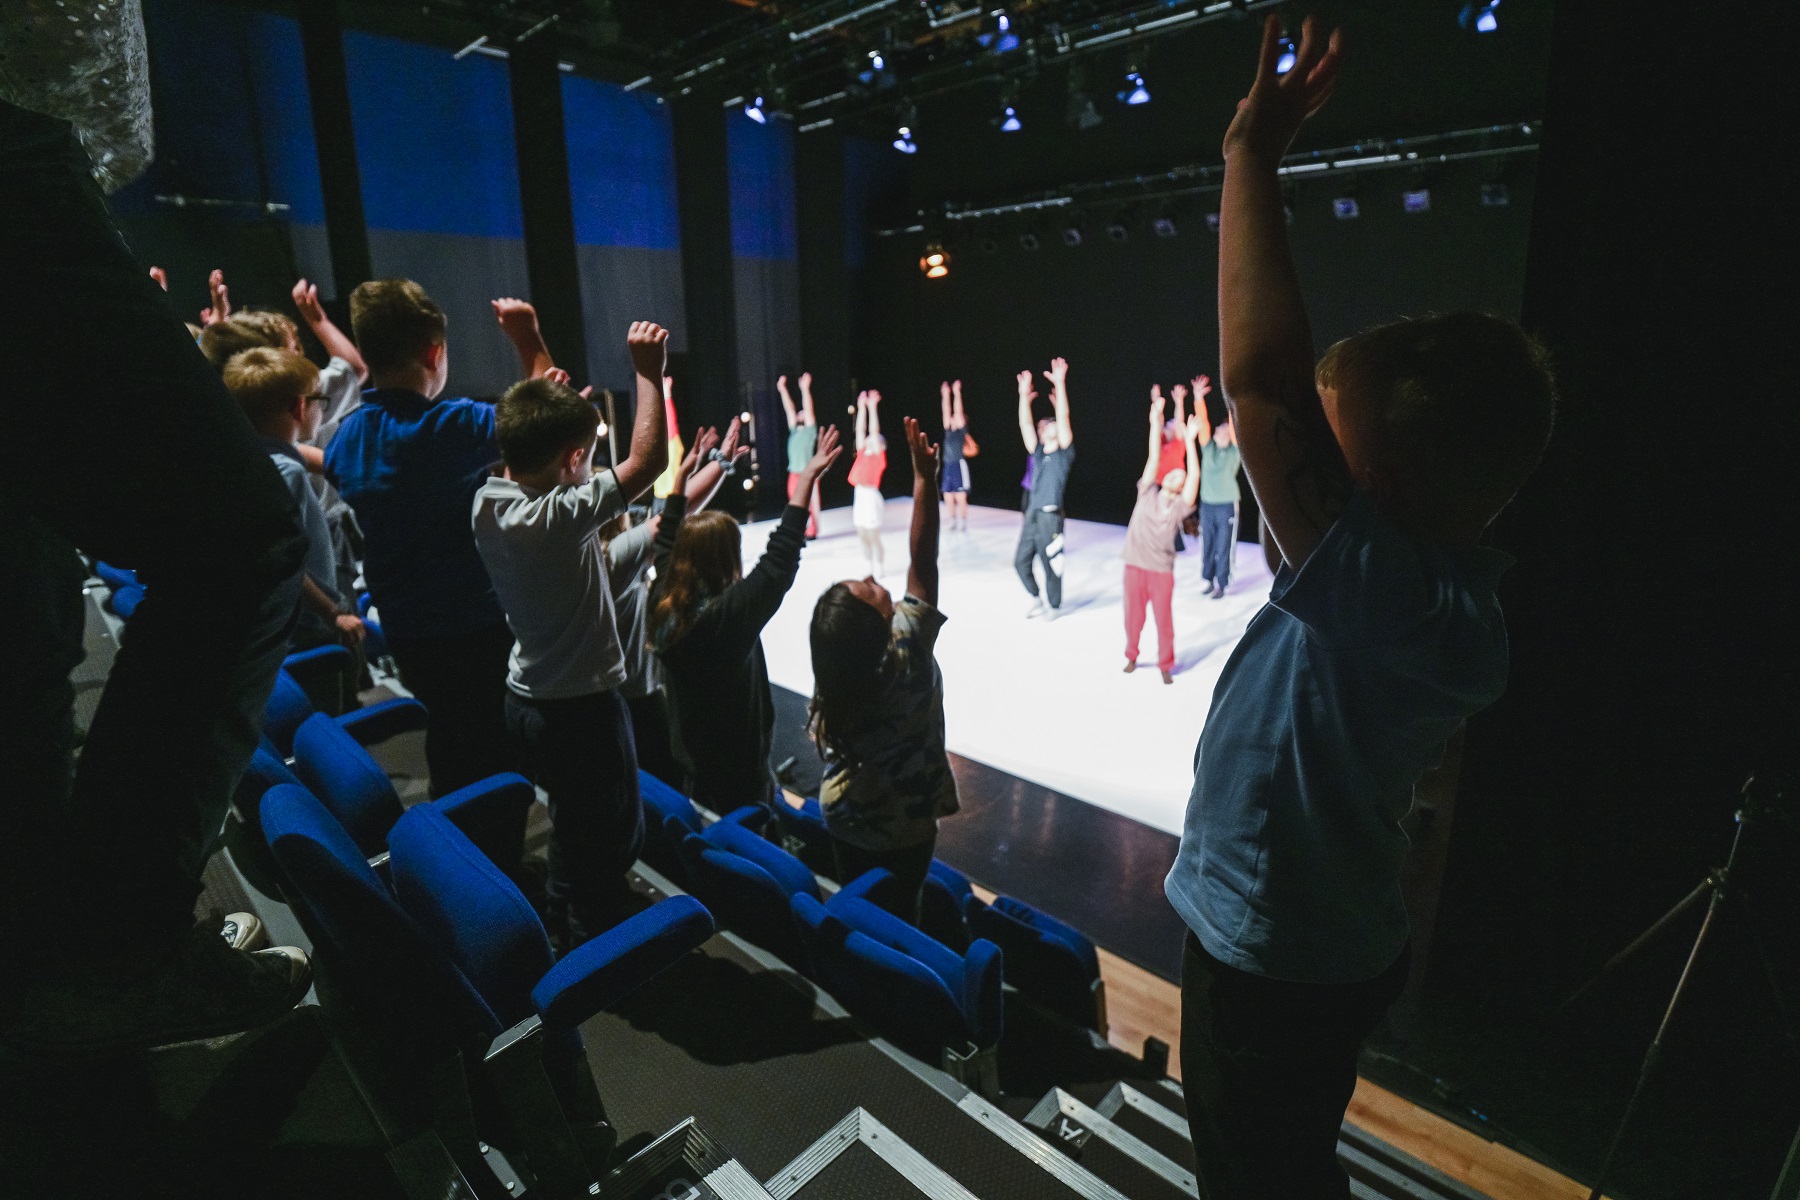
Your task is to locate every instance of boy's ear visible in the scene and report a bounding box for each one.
[286,393,309,423]
[420,341,446,371]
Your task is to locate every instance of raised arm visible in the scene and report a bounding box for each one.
[1218,14,1350,569]
[951,379,967,430]
[798,371,817,425]
[1142,388,1166,485]
[293,279,368,382]
[1181,415,1204,509]
[777,374,798,429]
[612,322,672,501]
[1171,382,1188,431]
[712,426,842,645]
[865,389,882,443]
[684,419,748,511]
[492,298,557,380]
[904,417,941,605]
[200,268,231,327]
[1016,370,1038,452]
[1191,374,1215,443]
[1045,357,1073,448]
[940,381,953,431]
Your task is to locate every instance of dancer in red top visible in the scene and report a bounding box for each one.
[849,389,889,576]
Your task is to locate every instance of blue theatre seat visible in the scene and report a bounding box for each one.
[678,818,818,973]
[792,874,1003,1063]
[638,770,766,886]
[261,666,427,758]
[966,892,1107,1033]
[921,859,974,951]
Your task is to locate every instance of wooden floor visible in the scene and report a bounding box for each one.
[1092,944,1606,1200]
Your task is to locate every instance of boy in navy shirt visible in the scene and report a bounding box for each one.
[1164,18,1557,1197]
[326,279,512,797]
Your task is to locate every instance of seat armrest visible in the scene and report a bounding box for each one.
[431,773,535,873]
[962,938,1005,1049]
[284,644,352,674]
[836,868,902,909]
[531,896,714,1032]
[718,805,769,833]
[336,697,430,746]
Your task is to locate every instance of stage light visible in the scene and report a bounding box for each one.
[1460,1,1500,32]
[1019,229,1041,250]
[1151,213,1177,238]
[1481,181,1510,206]
[892,124,918,154]
[1403,187,1431,213]
[744,95,767,124]
[1204,212,1221,233]
[1117,71,1151,106]
[1105,217,1129,242]
[1276,37,1297,75]
[741,477,754,490]
[740,410,753,423]
[869,50,885,71]
[1332,195,1360,219]
[978,12,1021,53]
[1000,104,1022,132]
[1061,223,1083,247]
[919,241,950,278]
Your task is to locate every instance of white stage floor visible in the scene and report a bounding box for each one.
[740,499,1273,835]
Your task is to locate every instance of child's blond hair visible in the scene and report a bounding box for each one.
[223,347,320,431]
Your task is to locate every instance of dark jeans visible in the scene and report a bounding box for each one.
[626,689,681,790]
[0,102,306,967]
[1200,501,1237,587]
[1180,934,1410,1200]
[504,689,643,939]
[388,621,516,799]
[1014,507,1066,609]
[831,831,938,926]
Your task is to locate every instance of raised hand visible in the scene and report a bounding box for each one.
[673,426,716,493]
[1015,369,1037,401]
[1043,357,1069,389]
[940,381,952,403]
[626,320,670,379]
[866,389,881,409]
[800,423,844,482]
[1151,388,1166,418]
[905,416,939,481]
[1192,373,1213,402]
[292,279,327,327]
[952,379,963,401]
[1172,383,1189,405]
[720,416,749,466]
[798,371,813,390]
[1186,413,1204,441]
[543,367,572,387]
[200,268,231,326]
[1224,13,1345,161]
[148,266,168,291]
[491,297,540,338]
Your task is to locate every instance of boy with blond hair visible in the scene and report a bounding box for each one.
[1165,17,1557,1198]
[222,347,365,655]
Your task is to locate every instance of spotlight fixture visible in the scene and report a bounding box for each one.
[869,50,885,71]
[1332,195,1360,219]
[1019,229,1041,250]
[1459,0,1500,32]
[1204,212,1221,233]
[892,124,918,154]
[1061,223,1083,247]
[978,11,1021,54]
[1151,212,1177,238]
[740,410,753,423]
[919,242,950,278]
[1276,36,1297,75]
[1480,181,1511,206]
[999,104,1022,132]
[741,477,755,490]
[744,95,767,124]
[1105,216,1129,242]
[1117,70,1151,106]
[1402,187,1432,213]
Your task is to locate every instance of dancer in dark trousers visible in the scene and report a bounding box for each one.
[1166,17,1557,1198]
[1013,357,1075,619]
[938,379,977,530]
[1193,375,1243,598]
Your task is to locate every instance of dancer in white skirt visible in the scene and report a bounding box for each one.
[849,389,889,575]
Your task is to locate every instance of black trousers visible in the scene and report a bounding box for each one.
[1180,934,1410,1199]
[504,689,643,941]
[830,831,938,926]
[626,689,681,790]
[1014,507,1066,609]
[1200,502,1237,588]
[388,621,516,799]
[0,102,307,968]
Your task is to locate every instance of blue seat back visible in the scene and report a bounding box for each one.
[387,805,570,1053]
[291,712,404,857]
[921,861,973,952]
[640,770,702,835]
[826,891,1002,1047]
[967,895,1101,1029]
[260,784,498,1047]
[793,894,996,1052]
[679,834,811,973]
[262,670,314,757]
[94,561,140,591]
[699,820,820,901]
[108,583,146,620]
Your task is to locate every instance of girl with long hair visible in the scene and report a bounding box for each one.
[810,417,958,923]
[649,425,841,813]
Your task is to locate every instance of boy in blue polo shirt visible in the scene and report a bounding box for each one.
[1165,18,1558,1198]
[325,279,512,798]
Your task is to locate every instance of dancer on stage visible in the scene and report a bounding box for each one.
[1125,398,1202,683]
[777,371,822,538]
[1193,374,1241,597]
[1015,357,1075,619]
[939,379,977,529]
[1154,382,1189,483]
[1166,16,1556,1198]
[849,389,889,576]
